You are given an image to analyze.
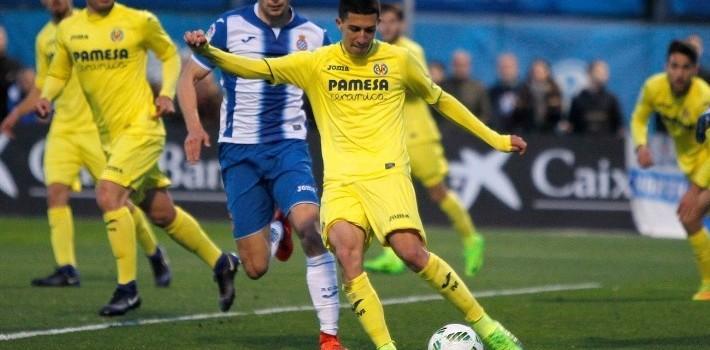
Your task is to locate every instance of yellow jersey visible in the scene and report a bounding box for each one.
[393,36,441,146]
[631,73,710,178]
[41,3,180,140]
[196,40,511,184]
[35,20,96,135]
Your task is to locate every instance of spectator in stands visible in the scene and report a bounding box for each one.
[567,60,623,137]
[489,53,521,132]
[441,49,492,124]
[512,58,562,133]
[428,60,446,85]
[687,34,710,83]
[0,25,23,121]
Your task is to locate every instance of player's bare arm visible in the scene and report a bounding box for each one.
[177,59,213,164]
[1,87,41,138]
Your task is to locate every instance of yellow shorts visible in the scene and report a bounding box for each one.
[691,152,710,189]
[408,141,448,188]
[321,172,426,250]
[100,133,171,203]
[44,130,106,191]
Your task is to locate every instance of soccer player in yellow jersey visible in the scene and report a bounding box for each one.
[36,0,238,316]
[631,40,710,301]
[364,3,485,277]
[185,1,526,348]
[1,0,170,288]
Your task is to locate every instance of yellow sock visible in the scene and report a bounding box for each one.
[166,207,221,267]
[689,228,710,283]
[419,252,485,322]
[104,207,137,284]
[131,207,158,256]
[344,272,393,348]
[439,191,477,246]
[48,206,76,267]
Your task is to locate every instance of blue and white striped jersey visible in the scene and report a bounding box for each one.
[192,3,330,144]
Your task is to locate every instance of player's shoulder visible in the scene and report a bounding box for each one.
[214,6,251,24]
[289,11,327,34]
[36,21,56,41]
[643,73,668,92]
[692,76,710,93]
[116,3,162,25]
[57,8,85,31]
[397,37,424,54]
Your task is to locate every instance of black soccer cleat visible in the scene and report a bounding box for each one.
[148,246,172,287]
[31,265,80,287]
[99,281,141,317]
[213,253,239,312]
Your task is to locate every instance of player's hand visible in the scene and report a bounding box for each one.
[0,112,20,139]
[184,126,211,164]
[510,135,527,155]
[184,30,208,50]
[154,96,175,117]
[35,98,53,120]
[636,145,653,168]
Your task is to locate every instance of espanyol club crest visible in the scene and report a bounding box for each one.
[110,28,124,42]
[296,34,308,51]
[373,62,388,76]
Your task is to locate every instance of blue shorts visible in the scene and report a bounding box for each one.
[219,139,319,239]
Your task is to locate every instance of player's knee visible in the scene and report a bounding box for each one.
[396,245,429,271]
[147,207,176,228]
[95,185,122,212]
[242,261,269,280]
[46,184,70,207]
[427,183,448,203]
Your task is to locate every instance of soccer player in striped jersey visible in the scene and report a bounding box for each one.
[1,0,171,289]
[184,0,526,348]
[631,40,710,301]
[364,3,486,277]
[36,0,238,316]
[178,1,345,348]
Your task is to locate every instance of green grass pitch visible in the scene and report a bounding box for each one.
[1,216,709,349]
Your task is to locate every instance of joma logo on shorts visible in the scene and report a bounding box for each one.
[297,185,317,193]
[106,165,123,174]
[389,213,409,221]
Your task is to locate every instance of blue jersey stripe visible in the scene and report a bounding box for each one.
[257,24,291,142]
[223,74,237,138]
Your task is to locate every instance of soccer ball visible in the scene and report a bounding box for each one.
[427,323,484,350]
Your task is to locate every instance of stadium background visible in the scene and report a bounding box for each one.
[1,0,708,233]
[1,1,710,349]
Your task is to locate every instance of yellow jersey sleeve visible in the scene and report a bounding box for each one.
[401,51,510,151]
[199,44,273,80]
[34,27,48,89]
[265,50,315,90]
[41,24,72,101]
[141,11,180,97]
[630,79,654,147]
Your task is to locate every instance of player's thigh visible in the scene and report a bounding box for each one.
[43,132,83,190]
[355,172,426,247]
[221,158,274,240]
[101,133,164,189]
[269,140,320,216]
[321,183,372,251]
[408,141,449,188]
[76,130,108,181]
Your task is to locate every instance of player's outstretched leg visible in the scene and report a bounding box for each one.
[96,180,141,317]
[288,204,346,350]
[141,189,237,311]
[130,205,172,287]
[329,221,394,350]
[433,186,485,277]
[678,186,710,301]
[390,231,523,350]
[688,228,710,301]
[32,184,80,287]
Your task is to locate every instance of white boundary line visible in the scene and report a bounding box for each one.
[0,282,601,342]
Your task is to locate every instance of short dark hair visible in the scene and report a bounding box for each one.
[380,3,403,20]
[668,40,698,65]
[339,0,380,20]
